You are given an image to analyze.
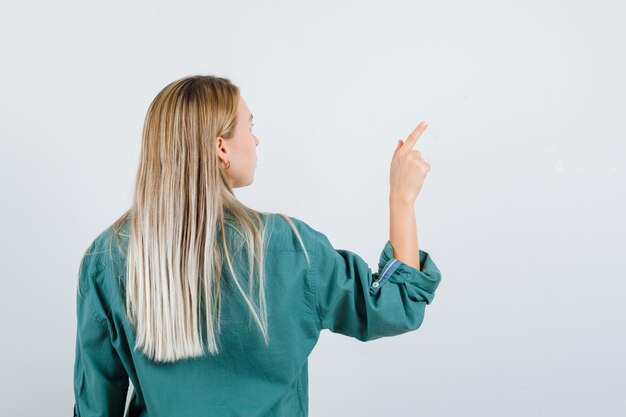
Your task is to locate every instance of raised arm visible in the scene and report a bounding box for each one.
[388,121,431,271]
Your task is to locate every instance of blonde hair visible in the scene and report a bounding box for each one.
[103,75,309,363]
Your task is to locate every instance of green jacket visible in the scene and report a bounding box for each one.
[73,213,442,417]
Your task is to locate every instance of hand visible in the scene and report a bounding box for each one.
[389,121,431,204]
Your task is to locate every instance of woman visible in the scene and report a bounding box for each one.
[72,74,442,417]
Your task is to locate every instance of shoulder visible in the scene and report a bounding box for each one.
[262,212,326,253]
[91,217,129,263]
[77,216,129,295]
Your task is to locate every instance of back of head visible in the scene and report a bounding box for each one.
[108,75,294,363]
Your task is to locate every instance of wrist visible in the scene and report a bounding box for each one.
[389,194,414,207]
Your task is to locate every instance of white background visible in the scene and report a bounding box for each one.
[1,0,624,416]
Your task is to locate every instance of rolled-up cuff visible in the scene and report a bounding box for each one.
[372,240,442,295]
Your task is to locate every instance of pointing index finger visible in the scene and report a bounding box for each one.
[403,121,428,150]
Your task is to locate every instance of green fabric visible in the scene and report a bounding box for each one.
[73,213,442,417]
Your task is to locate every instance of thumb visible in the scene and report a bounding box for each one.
[393,139,403,155]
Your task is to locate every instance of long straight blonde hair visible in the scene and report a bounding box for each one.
[105,75,309,363]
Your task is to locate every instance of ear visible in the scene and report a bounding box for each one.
[216,136,228,160]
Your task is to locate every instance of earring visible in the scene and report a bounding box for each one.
[223,160,231,169]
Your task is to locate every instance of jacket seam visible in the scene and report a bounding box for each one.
[310,237,323,331]
[296,372,305,416]
[80,262,111,330]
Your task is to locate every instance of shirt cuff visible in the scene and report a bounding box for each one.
[373,240,442,294]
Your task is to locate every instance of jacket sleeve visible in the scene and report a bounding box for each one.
[73,242,129,417]
[311,229,442,341]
